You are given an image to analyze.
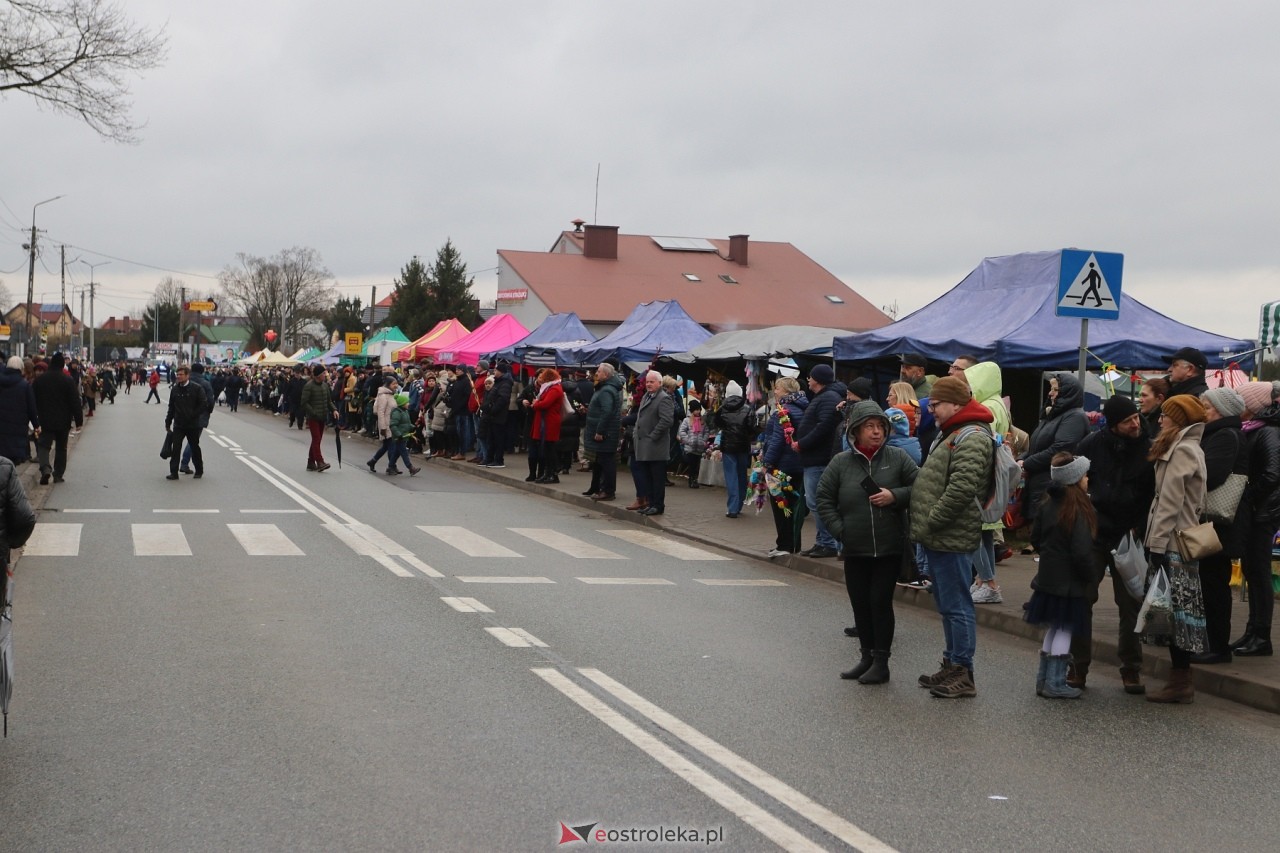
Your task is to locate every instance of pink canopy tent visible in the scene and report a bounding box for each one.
[432,314,530,366]
[394,318,470,362]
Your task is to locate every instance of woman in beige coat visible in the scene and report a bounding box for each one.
[1142,394,1209,703]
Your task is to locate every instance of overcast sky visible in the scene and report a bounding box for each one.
[3,1,1277,344]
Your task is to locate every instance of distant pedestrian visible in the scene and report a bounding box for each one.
[584,363,623,502]
[714,380,753,518]
[145,368,162,404]
[180,363,215,475]
[389,392,420,476]
[301,365,336,471]
[1025,453,1096,699]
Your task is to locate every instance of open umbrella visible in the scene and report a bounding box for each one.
[0,565,14,737]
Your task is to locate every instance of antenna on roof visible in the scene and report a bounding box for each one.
[594,163,601,224]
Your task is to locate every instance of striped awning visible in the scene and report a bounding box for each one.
[1261,301,1280,348]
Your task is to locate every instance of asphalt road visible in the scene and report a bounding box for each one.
[1,390,1278,852]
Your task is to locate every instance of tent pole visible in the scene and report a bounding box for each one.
[1077,319,1089,387]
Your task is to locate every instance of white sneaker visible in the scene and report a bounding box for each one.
[766,548,790,558]
[969,579,982,594]
[972,585,1004,604]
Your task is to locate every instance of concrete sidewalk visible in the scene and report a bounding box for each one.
[426,447,1280,714]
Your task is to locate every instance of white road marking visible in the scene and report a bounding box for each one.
[579,668,898,853]
[696,579,788,586]
[207,434,230,448]
[222,438,241,448]
[400,554,444,578]
[22,523,82,556]
[417,525,522,557]
[348,523,413,556]
[456,576,554,584]
[485,627,547,648]
[61,509,129,514]
[323,523,381,556]
[372,554,415,577]
[508,527,625,559]
[242,456,359,525]
[227,524,304,556]
[576,577,676,585]
[239,509,308,514]
[534,668,829,853]
[441,597,494,613]
[153,509,220,514]
[132,524,192,557]
[599,529,731,561]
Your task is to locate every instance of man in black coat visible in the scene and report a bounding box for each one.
[480,362,513,467]
[791,364,847,558]
[1162,346,1209,399]
[32,352,83,485]
[1073,394,1154,692]
[165,365,213,480]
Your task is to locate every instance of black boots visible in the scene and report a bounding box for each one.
[858,651,891,685]
[840,649,873,681]
[1235,635,1274,657]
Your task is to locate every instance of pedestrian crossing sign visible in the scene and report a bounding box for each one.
[1057,249,1123,321]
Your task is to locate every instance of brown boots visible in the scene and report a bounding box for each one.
[625,497,648,512]
[1146,668,1194,704]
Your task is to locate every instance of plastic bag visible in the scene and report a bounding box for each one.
[1135,566,1172,636]
[1111,531,1148,602]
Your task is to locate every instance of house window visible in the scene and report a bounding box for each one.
[683,273,701,282]
[719,274,738,284]
[825,295,845,304]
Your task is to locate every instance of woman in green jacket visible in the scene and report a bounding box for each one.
[817,401,919,684]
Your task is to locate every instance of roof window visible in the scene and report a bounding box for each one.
[683,273,701,282]
[719,274,738,284]
[825,295,845,304]
[654,236,718,252]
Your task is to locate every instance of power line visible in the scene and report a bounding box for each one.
[45,236,221,280]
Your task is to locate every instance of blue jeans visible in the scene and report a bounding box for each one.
[972,529,996,582]
[924,547,977,671]
[721,451,750,514]
[803,466,838,550]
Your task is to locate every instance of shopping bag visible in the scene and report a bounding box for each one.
[1111,531,1148,602]
[159,431,175,460]
[1135,567,1173,636]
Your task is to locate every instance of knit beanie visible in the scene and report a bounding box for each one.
[1201,387,1246,418]
[1237,381,1276,416]
[311,364,326,376]
[1050,455,1091,485]
[1101,394,1139,426]
[929,376,972,405]
[809,364,835,385]
[884,406,910,437]
[726,380,743,398]
[1161,394,1206,427]
[5,356,22,370]
[847,377,873,400]
[394,392,409,407]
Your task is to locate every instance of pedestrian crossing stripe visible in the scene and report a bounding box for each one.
[418,525,522,557]
[21,523,82,556]
[576,577,676,585]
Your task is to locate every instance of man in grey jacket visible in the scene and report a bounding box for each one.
[634,370,674,516]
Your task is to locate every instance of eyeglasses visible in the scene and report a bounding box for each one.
[926,402,939,411]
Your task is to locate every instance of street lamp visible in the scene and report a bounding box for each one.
[24,195,64,355]
[81,259,110,361]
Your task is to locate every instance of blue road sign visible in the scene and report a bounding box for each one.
[1057,249,1124,321]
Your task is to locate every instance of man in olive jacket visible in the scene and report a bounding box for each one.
[301,365,337,471]
[909,376,994,699]
[584,364,623,500]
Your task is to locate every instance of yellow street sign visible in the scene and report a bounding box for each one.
[0,325,9,336]
[185,300,217,312]
[344,332,364,354]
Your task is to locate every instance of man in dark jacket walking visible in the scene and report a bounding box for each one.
[32,352,83,484]
[1073,394,1154,692]
[791,364,846,557]
[165,365,212,480]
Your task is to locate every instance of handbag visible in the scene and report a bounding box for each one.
[561,392,574,416]
[1204,473,1247,523]
[1174,521,1222,561]
[159,431,175,460]
[1111,531,1148,601]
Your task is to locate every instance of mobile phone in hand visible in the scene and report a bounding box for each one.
[861,475,880,497]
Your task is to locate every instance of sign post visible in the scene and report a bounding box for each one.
[1056,249,1124,386]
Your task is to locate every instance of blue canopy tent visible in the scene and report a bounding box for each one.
[570,300,712,368]
[486,312,596,365]
[834,251,1256,370]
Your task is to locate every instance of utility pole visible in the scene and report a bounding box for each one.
[179,285,186,364]
[24,195,63,356]
[82,260,109,364]
[60,245,66,317]
[79,290,86,359]
[370,285,377,333]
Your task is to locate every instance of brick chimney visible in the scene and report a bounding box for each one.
[583,224,619,260]
[727,234,749,266]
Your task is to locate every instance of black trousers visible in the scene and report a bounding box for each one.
[169,426,203,475]
[590,451,617,496]
[1199,550,1233,654]
[844,554,900,652]
[768,479,803,553]
[36,427,70,479]
[638,460,667,511]
[1072,542,1144,674]
[1241,519,1279,639]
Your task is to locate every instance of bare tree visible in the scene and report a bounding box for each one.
[0,280,13,312]
[219,247,335,351]
[1,0,167,143]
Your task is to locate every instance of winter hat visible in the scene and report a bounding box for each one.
[50,352,66,371]
[1161,394,1206,428]
[1102,394,1139,426]
[394,392,409,407]
[1050,454,1091,485]
[495,361,510,374]
[845,400,889,437]
[929,376,972,406]
[809,364,835,385]
[311,364,326,376]
[477,359,491,371]
[1237,381,1276,416]
[6,356,22,370]
[885,406,911,437]
[847,377,873,400]
[1201,387,1246,418]
[725,380,743,398]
